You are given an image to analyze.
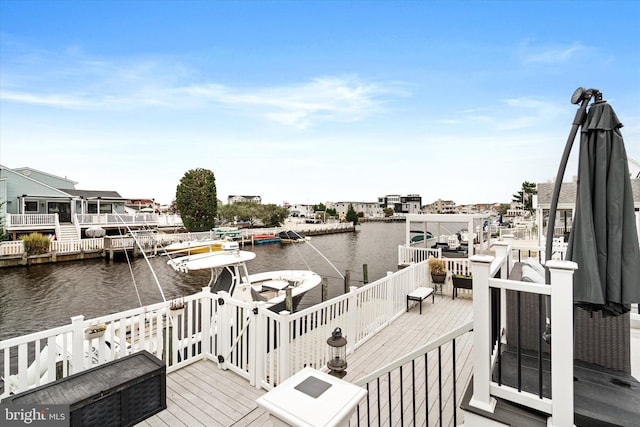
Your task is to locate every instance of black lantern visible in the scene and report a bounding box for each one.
[327,327,347,377]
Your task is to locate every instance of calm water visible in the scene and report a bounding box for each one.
[0,222,405,341]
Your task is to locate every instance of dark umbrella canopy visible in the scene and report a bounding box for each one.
[567,100,640,316]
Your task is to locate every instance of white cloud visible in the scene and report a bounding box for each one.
[0,45,404,129]
[520,40,587,64]
[179,76,402,128]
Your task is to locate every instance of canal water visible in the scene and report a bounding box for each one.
[0,222,406,341]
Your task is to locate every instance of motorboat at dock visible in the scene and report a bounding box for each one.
[163,238,238,255]
[167,248,321,312]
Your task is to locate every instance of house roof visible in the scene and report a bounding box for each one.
[537,180,640,206]
[13,167,78,186]
[62,189,124,199]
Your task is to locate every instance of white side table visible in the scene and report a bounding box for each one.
[256,367,367,427]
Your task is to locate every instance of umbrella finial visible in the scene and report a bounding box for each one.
[570,87,601,105]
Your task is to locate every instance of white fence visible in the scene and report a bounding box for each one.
[156,214,183,227]
[76,213,157,226]
[469,243,577,426]
[0,291,211,399]
[6,214,56,227]
[0,241,24,256]
[1,256,433,398]
[51,238,104,253]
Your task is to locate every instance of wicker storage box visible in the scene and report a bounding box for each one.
[4,350,166,426]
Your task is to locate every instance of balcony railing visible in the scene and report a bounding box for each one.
[6,214,56,228]
[468,243,577,426]
[76,213,157,226]
[1,256,434,398]
[353,321,473,426]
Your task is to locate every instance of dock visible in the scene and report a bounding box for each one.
[138,284,474,426]
[0,223,356,267]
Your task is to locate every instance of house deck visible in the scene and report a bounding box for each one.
[138,285,475,426]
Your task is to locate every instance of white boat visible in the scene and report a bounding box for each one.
[164,238,238,255]
[167,249,322,312]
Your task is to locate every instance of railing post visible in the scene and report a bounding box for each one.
[547,260,577,427]
[347,286,358,354]
[247,301,261,387]
[217,291,230,370]
[253,302,267,389]
[469,255,497,413]
[386,271,394,322]
[493,241,510,344]
[278,310,291,384]
[71,315,85,374]
[201,287,212,359]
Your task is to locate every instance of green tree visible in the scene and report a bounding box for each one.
[312,203,327,212]
[259,204,290,227]
[512,181,537,212]
[345,203,359,225]
[495,204,509,216]
[175,168,218,231]
[312,203,337,222]
[218,202,289,227]
[383,207,394,217]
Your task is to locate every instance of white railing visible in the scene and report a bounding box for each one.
[0,291,211,400]
[75,213,157,226]
[104,235,156,250]
[398,245,441,265]
[6,214,56,227]
[0,241,24,256]
[253,260,432,389]
[506,236,567,264]
[1,255,435,398]
[54,216,61,241]
[156,214,184,227]
[50,238,104,253]
[468,243,577,426]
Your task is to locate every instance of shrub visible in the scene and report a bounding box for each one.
[21,233,50,256]
[428,256,446,274]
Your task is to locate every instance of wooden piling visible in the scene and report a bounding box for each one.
[285,288,293,313]
[344,270,351,294]
[322,278,328,302]
[363,264,369,284]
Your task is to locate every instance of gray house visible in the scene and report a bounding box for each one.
[1,165,155,240]
[536,179,640,239]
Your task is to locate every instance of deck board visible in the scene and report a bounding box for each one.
[137,286,474,426]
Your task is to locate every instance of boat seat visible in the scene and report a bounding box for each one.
[251,288,268,302]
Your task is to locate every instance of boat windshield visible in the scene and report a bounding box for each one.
[212,267,234,293]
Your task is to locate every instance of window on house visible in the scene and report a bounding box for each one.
[88,204,98,214]
[25,201,38,212]
[100,204,112,214]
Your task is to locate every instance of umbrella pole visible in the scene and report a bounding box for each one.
[542,88,599,342]
[544,90,596,268]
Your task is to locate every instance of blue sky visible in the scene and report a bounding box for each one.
[1,0,639,206]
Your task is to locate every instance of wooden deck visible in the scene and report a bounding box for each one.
[137,284,474,426]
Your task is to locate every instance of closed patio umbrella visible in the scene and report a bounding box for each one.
[566,94,640,316]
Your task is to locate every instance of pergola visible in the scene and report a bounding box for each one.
[404,213,492,256]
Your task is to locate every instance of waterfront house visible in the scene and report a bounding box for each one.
[334,201,385,219]
[378,193,423,215]
[228,195,262,204]
[0,165,157,240]
[536,178,640,241]
[423,198,458,214]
